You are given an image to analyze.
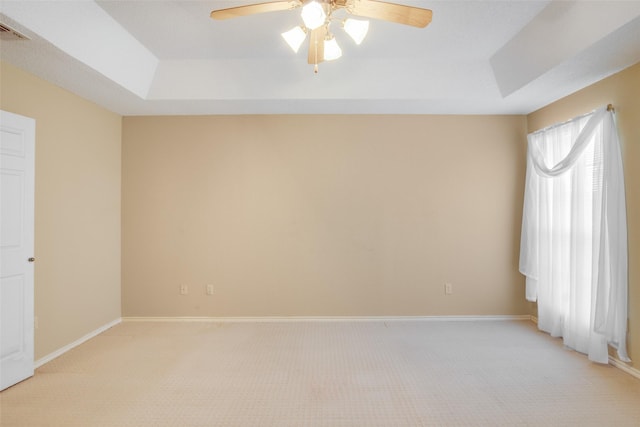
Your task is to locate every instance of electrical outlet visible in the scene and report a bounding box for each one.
[206,284,214,295]
[445,283,453,295]
[180,284,188,295]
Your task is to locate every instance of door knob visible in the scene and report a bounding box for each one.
[28,257,35,262]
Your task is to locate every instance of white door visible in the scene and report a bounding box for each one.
[0,110,35,391]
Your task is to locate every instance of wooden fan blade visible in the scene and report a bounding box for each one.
[210,1,301,20]
[308,26,327,65]
[349,0,432,28]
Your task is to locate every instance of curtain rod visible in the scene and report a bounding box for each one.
[530,104,612,136]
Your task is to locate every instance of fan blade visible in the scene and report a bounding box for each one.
[349,0,432,28]
[211,1,302,20]
[308,26,327,65]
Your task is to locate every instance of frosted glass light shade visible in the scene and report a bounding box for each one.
[281,26,307,52]
[344,19,369,45]
[301,1,326,30]
[323,37,342,60]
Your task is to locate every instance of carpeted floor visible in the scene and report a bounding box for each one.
[1,319,639,426]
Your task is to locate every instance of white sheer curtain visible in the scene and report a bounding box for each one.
[519,105,630,363]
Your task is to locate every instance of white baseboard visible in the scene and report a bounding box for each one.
[34,318,122,369]
[123,315,532,323]
[609,357,640,380]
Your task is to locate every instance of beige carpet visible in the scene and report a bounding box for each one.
[1,320,639,426]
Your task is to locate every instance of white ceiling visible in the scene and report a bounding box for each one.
[1,0,640,115]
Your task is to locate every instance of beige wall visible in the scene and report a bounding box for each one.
[122,115,529,317]
[527,61,640,368]
[4,57,634,366]
[0,62,122,360]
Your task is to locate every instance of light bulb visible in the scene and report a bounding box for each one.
[301,1,326,30]
[323,36,342,61]
[344,19,369,45]
[281,26,307,53]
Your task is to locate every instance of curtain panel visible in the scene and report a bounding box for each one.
[519,105,630,363]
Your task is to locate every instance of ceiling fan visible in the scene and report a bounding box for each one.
[210,0,433,72]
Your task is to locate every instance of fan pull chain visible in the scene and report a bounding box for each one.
[314,37,319,74]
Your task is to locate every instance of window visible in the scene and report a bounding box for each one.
[519,105,629,363]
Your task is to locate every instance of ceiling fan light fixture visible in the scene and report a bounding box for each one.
[209,0,433,72]
[281,26,307,52]
[344,18,369,45]
[301,1,326,30]
[323,36,342,61]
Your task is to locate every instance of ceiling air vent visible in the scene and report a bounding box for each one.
[0,23,29,40]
